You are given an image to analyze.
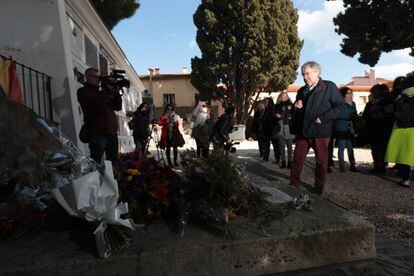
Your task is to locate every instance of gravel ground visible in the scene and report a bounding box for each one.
[148,138,413,247]
[238,142,414,248]
[322,153,414,247]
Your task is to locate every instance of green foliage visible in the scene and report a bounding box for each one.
[180,149,287,227]
[180,149,247,208]
[331,0,414,66]
[91,0,140,30]
[191,0,302,123]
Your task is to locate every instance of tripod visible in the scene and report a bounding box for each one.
[146,123,166,165]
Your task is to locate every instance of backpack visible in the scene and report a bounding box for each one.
[394,94,414,128]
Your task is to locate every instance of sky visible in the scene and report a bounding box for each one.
[112,0,414,85]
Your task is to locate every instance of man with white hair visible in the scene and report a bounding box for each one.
[290,61,346,194]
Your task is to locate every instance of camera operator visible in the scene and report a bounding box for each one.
[77,68,122,164]
[212,106,237,150]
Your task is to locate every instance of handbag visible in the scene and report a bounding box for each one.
[172,132,185,148]
[128,118,135,130]
[79,124,89,143]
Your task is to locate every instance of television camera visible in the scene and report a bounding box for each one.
[100,69,130,94]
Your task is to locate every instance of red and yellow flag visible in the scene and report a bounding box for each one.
[0,57,24,104]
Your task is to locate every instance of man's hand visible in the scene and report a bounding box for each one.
[315,117,322,124]
[275,113,282,119]
[294,100,303,109]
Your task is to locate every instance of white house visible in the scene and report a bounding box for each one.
[0,0,144,152]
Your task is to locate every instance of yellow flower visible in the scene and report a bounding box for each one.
[228,194,237,202]
[127,169,140,175]
[224,208,237,222]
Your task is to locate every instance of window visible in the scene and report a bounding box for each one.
[359,96,367,104]
[67,15,84,61]
[84,35,98,68]
[99,54,109,76]
[163,94,176,106]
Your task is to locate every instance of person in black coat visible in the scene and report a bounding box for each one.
[212,106,236,149]
[132,102,150,156]
[251,101,266,157]
[362,84,394,173]
[257,98,274,162]
[290,61,346,195]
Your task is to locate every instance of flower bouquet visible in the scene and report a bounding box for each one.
[114,152,185,228]
[37,118,134,259]
[180,149,287,233]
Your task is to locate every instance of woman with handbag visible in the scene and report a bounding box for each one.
[158,104,183,166]
[335,87,358,172]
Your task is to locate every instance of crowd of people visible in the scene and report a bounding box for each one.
[249,62,413,191]
[127,98,238,165]
[77,63,413,191]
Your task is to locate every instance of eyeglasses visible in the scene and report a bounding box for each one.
[86,74,99,78]
[167,108,173,111]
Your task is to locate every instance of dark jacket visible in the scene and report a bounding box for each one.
[257,108,273,139]
[213,113,233,144]
[77,83,122,135]
[362,99,393,143]
[274,102,293,125]
[268,106,281,139]
[133,111,150,140]
[251,109,263,135]
[335,101,357,139]
[291,79,346,138]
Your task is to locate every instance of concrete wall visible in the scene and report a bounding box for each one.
[0,0,80,143]
[0,0,144,153]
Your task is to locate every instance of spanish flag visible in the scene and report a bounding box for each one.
[0,57,24,104]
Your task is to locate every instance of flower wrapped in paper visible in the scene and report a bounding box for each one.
[37,118,134,258]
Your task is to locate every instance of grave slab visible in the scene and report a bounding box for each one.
[0,183,376,276]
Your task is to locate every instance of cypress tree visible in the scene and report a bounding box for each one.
[191,0,302,123]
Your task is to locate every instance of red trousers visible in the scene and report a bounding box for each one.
[290,137,331,188]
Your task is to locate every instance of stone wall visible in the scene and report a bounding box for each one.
[0,96,63,185]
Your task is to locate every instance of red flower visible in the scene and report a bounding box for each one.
[154,185,168,202]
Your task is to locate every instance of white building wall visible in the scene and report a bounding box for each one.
[65,0,144,153]
[0,0,81,143]
[0,0,144,153]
